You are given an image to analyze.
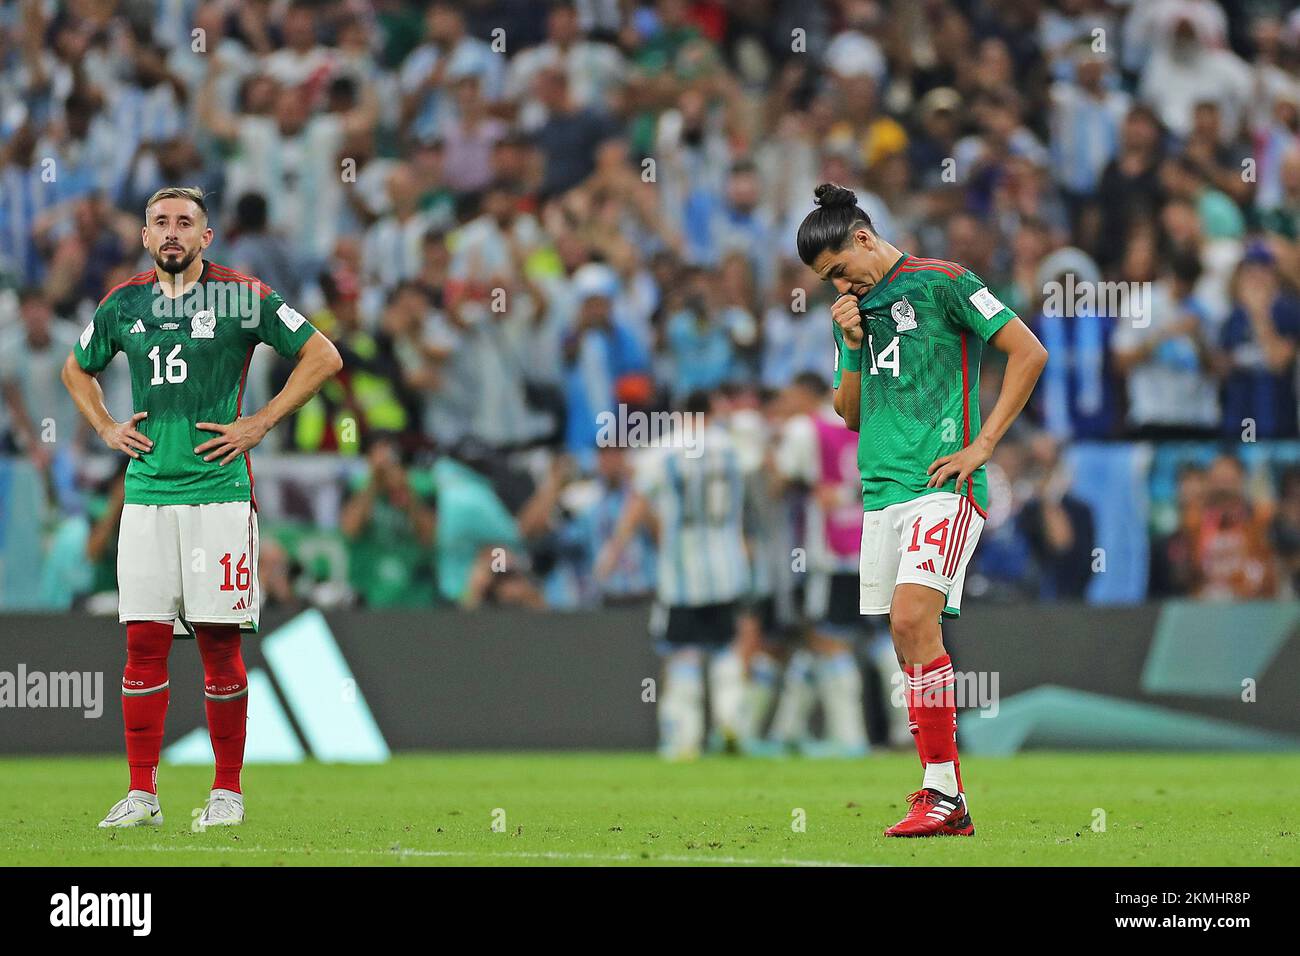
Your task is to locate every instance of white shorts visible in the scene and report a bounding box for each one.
[118,501,260,631]
[859,492,985,617]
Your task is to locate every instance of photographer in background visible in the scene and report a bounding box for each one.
[340,439,438,608]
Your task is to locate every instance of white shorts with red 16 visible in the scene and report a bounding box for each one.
[117,501,259,631]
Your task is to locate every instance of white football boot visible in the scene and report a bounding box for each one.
[98,790,164,828]
[197,788,244,828]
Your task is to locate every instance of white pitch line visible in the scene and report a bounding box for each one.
[73,843,868,867]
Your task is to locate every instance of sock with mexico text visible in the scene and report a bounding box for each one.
[906,654,960,798]
[195,625,248,794]
[123,621,174,795]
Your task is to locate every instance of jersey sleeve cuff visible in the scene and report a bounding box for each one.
[980,310,1015,342]
[74,350,102,375]
[840,345,863,372]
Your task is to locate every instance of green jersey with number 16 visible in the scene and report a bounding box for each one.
[831,254,1016,515]
[74,260,317,506]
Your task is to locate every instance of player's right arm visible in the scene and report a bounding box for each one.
[830,294,863,431]
[61,297,154,460]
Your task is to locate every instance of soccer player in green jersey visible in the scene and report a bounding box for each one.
[797,184,1048,837]
[61,186,343,829]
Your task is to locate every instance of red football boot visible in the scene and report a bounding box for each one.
[883,789,974,837]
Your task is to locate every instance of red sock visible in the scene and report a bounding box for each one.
[195,625,247,794]
[906,700,926,767]
[123,622,174,794]
[905,653,959,768]
[953,712,965,794]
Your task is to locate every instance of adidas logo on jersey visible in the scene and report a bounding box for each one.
[231,595,250,611]
[918,559,937,573]
[129,320,146,334]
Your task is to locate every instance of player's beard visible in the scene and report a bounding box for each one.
[153,243,198,274]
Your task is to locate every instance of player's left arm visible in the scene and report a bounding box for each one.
[196,295,343,464]
[926,277,1048,491]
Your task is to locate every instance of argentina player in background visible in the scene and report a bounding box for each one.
[596,391,754,760]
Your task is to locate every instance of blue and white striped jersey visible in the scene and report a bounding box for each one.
[1048,82,1129,196]
[634,425,750,608]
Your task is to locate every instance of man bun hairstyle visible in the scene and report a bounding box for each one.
[796,182,874,266]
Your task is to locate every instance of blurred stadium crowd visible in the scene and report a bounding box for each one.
[5,0,1300,614]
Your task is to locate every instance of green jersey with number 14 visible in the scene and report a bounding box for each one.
[74,260,317,506]
[831,254,1015,515]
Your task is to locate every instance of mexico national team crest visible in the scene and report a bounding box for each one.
[191,310,216,339]
[890,296,917,331]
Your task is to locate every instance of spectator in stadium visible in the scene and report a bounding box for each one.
[30,87,112,211]
[461,546,547,610]
[257,537,303,613]
[1047,42,1130,229]
[1004,218,1053,318]
[1112,248,1219,439]
[198,55,378,268]
[561,262,652,458]
[664,266,755,401]
[1150,462,1207,599]
[1027,250,1123,441]
[399,1,504,146]
[1136,7,1251,143]
[1093,104,1167,271]
[761,259,833,390]
[99,39,190,203]
[1214,244,1300,439]
[362,163,443,292]
[1016,433,1097,600]
[448,181,547,295]
[221,192,301,303]
[35,194,138,317]
[339,440,438,608]
[1160,153,1245,242]
[505,0,626,132]
[1252,83,1300,216]
[439,73,508,195]
[0,288,81,503]
[907,87,964,192]
[287,271,410,456]
[430,453,528,607]
[1257,145,1300,285]
[122,132,222,237]
[534,65,622,200]
[1189,454,1278,600]
[1182,100,1254,209]
[968,436,1034,603]
[261,2,335,90]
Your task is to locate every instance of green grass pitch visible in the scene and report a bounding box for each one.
[0,752,1295,866]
